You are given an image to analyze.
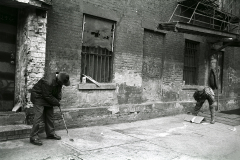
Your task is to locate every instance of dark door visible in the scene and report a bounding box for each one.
[0,6,17,111]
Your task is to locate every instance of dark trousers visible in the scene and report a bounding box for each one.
[194,99,216,116]
[194,99,205,114]
[30,104,55,139]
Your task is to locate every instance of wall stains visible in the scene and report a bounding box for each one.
[15,8,47,109]
[47,60,78,75]
[142,61,161,78]
[227,67,240,86]
[117,83,142,104]
[162,62,183,86]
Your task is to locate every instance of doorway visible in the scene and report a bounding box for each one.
[0,5,18,111]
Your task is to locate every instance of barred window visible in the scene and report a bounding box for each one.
[81,15,115,82]
[183,40,199,85]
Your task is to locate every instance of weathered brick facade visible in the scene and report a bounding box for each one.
[1,0,240,128]
[42,0,240,126]
[15,8,47,109]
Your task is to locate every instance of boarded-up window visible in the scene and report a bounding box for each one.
[142,29,164,79]
[81,15,115,82]
[183,40,199,85]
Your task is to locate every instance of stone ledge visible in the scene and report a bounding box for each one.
[0,125,31,142]
[142,19,168,34]
[182,85,201,90]
[53,101,196,130]
[0,112,26,126]
[78,83,116,90]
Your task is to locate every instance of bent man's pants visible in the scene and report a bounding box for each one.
[30,104,55,139]
[193,99,205,115]
[194,99,216,117]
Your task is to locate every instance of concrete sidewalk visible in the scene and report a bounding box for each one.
[0,114,239,160]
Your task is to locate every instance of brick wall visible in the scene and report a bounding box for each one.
[45,0,182,109]
[24,0,240,119]
[221,47,240,110]
[15,8,29,107]
[15,8,47,109]
[161,32,185,101]
[26,9,47,108]
[142,29,165,102]
[45,0,82,107]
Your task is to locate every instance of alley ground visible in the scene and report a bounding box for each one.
[0,114,240,160]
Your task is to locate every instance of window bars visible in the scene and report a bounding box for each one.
[81,15,115,83]
[183,40,199,85]
[81,46,113,83]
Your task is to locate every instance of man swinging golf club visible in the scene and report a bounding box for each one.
[193,86,217,124]
[30,72,70,146]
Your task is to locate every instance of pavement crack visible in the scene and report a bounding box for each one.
[62,139,143,154]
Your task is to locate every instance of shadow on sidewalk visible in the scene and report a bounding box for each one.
[220,108,240,115]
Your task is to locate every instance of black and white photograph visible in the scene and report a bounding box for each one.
[0,0,240,159]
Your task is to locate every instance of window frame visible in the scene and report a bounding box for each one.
[81,14,115,83]
[183,39,199,85]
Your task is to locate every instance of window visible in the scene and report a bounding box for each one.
[81,15,115,83]
[183,40,199,85]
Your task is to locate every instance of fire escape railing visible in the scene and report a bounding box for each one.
[168,2,240,34]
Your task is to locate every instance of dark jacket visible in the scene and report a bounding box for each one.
[193,90,205,102]
[30,73,62,107]
[193,87,215,105]
[209,69,218,90]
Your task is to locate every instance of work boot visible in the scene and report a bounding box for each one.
[210,107,215,124]
[47,134,61,140]
[30,138,42,146]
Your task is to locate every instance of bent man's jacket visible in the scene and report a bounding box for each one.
[30,73,62,107]
[193,87,215,105]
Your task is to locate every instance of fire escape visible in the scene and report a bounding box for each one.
[158,0,240,49]
[158,0,240,111]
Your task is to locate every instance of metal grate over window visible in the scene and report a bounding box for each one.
[183,40,199,85]
[81,46,113,82]
[81,15,115,83]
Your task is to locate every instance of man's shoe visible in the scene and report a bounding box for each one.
[30,138,42,146]
[210,120,215,124]
[47,134,61,140]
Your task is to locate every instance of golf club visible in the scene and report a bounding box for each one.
[58,106,74,142]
